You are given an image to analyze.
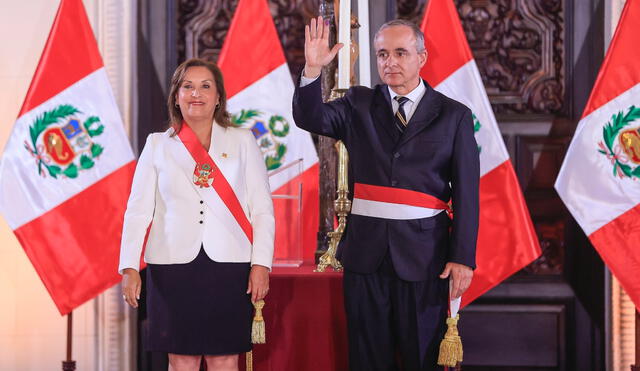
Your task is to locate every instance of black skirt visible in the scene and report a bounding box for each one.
[145,248,253,355]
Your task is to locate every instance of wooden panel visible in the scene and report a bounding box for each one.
[512,134,570,276]
[460,304,565,368]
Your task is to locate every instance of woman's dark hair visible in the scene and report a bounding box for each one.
[167,58,231,134]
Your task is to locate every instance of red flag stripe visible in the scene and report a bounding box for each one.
[218,0,286,99]
[582,1,640,118]
[354,183,449,210]
[419,0,474,88]
[462,160,541,307]
[18,0,103,116]
[589,204,640,310]
[13,162,135,315]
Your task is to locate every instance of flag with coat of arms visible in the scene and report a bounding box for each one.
[555,0,640,309]
[420,0,542,307]
[0,0,135,314]
[218,0,320,263]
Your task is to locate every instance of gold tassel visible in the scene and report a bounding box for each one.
[251,299,266,344]
[437,314,463,367]
[245,300,266,371]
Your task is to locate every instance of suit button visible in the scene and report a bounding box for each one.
[199,221,203,224]
[391,180,398,186]
[394,152,400,158]
[200,211,204,215]
[200,200,204,204]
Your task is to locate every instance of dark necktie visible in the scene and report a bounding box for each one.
[394,96,410,133]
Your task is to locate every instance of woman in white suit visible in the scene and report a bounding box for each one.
[119,58,274,371]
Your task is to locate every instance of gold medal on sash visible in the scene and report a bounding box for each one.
[193,163,214,188]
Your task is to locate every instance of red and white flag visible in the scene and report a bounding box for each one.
[556,1,640,308]
[218,0,319,263]
[420,0,541,307]
[0,0,135,314]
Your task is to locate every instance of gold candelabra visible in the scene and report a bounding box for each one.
[315,0,359,273]
[315,0,360,272]
[316,92,350,272]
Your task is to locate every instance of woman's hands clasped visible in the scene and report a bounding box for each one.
[304,16,344,79]
[122,268,142,308]
[247,265,269,303]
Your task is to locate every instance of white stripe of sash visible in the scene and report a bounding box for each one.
[351,198,444,220]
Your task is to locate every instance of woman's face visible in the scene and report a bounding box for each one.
[176,66,219,123]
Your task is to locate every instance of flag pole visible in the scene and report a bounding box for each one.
[632,310,640,371]
[62,311,76,371]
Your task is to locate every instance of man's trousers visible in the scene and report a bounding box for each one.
[343,254,449,371]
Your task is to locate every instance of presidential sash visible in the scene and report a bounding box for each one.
[351,183,450,220]
[177,122,253,243]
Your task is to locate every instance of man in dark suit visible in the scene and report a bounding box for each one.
[293,17,479,370]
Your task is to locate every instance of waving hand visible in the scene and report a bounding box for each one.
[304,16,344,78]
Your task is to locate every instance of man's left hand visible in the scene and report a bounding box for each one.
[439,262,473,299]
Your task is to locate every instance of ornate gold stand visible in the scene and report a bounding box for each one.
[315,1,359,273]
[316,89,350,272]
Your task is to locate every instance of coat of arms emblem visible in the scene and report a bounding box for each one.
[597,105,640,179]
[232,109,290,170]
[193,163,215,188]
[23,104,105,179]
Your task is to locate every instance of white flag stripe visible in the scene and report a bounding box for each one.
[351,198,444,220]
[555,83,640,235]
[0,68,134,229]
[227,63,318,191]
[434,60,510,176]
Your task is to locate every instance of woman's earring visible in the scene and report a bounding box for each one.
[175,102,179,108]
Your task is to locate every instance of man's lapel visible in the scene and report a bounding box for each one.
[396,81,442,148]
[372,85,401,143]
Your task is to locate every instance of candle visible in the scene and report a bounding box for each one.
[357,0,371,87]
[337,142,349,191]
[337,0,350,89]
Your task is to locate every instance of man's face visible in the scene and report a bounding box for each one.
[374,25,427,91]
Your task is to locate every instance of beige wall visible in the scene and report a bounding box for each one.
[0,1,108,370]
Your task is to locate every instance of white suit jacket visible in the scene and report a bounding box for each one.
[118,123,275,273]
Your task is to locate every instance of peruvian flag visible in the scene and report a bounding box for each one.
[420,0,541,307]
[0,0,135,314]
[218,0,319,263]
[556,1,640,308]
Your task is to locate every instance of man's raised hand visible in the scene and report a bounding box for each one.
[304,16,344,78]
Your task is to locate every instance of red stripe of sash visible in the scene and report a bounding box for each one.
[177,122,253,243]
[354,183,450,210]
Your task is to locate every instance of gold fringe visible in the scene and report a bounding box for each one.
[437,314,463,367]
[251,300,266,344]
[245,350,253,371]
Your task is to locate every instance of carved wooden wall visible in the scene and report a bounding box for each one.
[399,0,565,116]
[177,0,319,80]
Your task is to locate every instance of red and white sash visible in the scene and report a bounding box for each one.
[176,122,253,244]
[351,183,450,220]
